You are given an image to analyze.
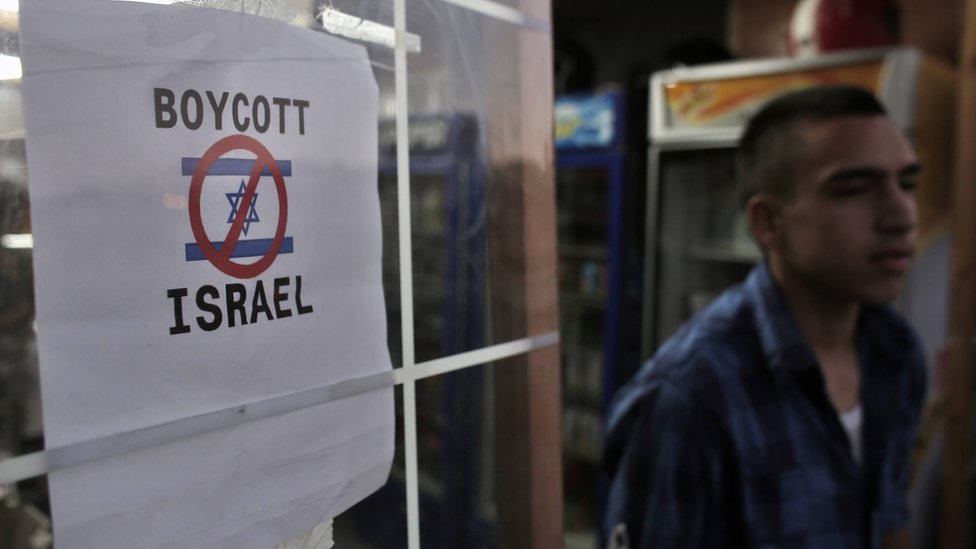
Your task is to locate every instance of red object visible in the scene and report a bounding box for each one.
[788,0,898,56]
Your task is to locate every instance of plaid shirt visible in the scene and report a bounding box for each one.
[602,262,926,549]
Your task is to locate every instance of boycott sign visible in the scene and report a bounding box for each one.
[20,1,393,548]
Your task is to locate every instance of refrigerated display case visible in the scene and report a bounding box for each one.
[378,113,486,366]
[640,47,956,393]
[351,112,493,549]
[555,90,644,548]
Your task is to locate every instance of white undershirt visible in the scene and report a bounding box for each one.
[839,403,863,466]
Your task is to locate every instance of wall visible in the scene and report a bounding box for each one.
[553,0,729,93]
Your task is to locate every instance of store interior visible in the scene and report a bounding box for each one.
[552,0,964,547]
[0,0,971,547]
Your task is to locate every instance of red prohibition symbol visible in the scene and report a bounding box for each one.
[188,135,288,279]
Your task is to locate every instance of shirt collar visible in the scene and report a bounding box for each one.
[745,261,819,381]
[855,299,920,372]
[744,261,919,382]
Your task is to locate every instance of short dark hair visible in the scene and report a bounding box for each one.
[736,85,888,206]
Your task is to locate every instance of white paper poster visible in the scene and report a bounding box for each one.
[20,1,394,547]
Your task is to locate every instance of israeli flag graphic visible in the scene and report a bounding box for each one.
[181,157,295,262]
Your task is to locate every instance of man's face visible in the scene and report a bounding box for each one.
[768,115,919,305]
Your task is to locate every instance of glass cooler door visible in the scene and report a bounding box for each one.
[649,147,761,350]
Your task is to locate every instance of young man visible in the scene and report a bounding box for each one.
[602,85,926,549]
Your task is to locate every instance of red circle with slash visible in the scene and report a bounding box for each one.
[188,135,288,279]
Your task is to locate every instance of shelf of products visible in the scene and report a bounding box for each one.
[555,90,645,549]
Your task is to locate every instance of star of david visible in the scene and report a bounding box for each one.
[226,179,260,236]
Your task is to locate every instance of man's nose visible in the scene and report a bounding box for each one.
[877,182,917,235]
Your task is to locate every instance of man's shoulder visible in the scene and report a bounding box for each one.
[606,286,764,430]
[859,304,928,418]
[602,293,762,476]
[654,286,763,380]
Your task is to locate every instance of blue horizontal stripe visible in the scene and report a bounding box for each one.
[182,158,292,177]
[185,237,294,261]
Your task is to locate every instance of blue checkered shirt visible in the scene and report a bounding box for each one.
[602,262,926,548]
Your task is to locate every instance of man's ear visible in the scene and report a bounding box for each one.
[745,195,782,250]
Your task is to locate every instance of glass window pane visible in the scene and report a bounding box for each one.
[1,1,400,542]
[1,0,560,546]
[417,364,497,547]
[403,1,556,365]
[0,8,45,543]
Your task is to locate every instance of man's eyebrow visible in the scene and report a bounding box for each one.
[824,163,922,183]
[824,167,887,183]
